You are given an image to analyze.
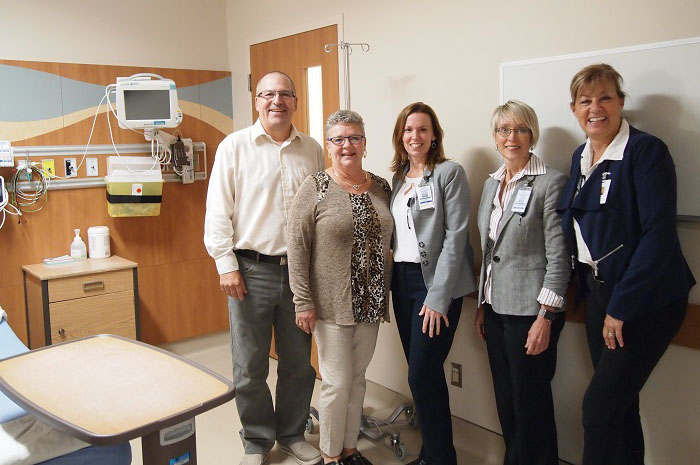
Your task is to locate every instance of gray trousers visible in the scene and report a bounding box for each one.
[228,255,316,454]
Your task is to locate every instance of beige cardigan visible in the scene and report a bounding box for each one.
[287,171,393,325]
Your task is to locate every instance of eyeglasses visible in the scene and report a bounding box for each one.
[327,135,365,146]
[495,127,531,137]
[256,90,296,100]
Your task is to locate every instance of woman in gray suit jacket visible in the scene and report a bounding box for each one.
[390,102,476,465]
[474,100,569,465]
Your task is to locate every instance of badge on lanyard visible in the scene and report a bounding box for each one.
[600,172,611,204]
[511,185,532,214]
[417,183,435,210]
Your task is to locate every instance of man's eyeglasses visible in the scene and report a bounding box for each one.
[256,90,296,100]
[327,135,365,146]
[495,127,531,137]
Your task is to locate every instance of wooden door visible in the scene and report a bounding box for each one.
[250,25,340,376]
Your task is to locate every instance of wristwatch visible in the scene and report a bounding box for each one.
[538,308,556,321]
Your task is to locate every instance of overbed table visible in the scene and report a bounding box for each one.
[0,334,235,465]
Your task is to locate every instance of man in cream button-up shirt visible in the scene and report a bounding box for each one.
[204,72,323,465]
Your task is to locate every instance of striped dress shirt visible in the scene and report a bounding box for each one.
[483,154,564,309]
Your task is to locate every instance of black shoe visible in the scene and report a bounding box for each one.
[342,452,373,465]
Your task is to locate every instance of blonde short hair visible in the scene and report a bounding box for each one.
[491,100,540,148]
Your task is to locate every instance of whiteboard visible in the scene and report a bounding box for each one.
[500,37,700,218]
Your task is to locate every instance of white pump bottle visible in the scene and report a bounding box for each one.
[70,228,87,259]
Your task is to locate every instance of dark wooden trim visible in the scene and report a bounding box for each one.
[22,270,30,347]
[42,280,51,346]
[132,267,141,341]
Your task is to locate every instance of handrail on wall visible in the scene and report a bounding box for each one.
[7,142,207,190]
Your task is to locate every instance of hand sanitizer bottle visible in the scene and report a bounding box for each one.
[70,229,87,259]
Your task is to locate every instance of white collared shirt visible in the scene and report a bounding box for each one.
[574,119,630,266]
[204,119,324,275]
[483,154,563,308]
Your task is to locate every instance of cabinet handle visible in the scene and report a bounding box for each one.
[58,328,65,336]
[83,280,105,292]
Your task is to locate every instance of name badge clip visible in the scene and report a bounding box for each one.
[600,172,612,204]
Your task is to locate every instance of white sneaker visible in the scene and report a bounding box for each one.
[240,452,269,465]
[279,441,322,465]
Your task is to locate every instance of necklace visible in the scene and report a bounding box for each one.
[333,168,368,191]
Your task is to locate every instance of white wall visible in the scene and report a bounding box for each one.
[224,1,700,464]
[0,0,229,70]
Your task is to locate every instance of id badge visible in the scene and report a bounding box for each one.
[600,172,611,204]
[417,183,435,210]
[511,186,532,214]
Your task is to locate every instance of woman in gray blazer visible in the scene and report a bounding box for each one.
[390,102,476,465]
[474,100,569,465]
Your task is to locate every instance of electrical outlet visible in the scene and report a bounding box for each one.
[65,158,77,177]
[42,159,55,177]
[86,158,99,176]
[450,363,462,388]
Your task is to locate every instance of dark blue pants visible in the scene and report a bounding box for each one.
[582,272,687,465]
[392,261,462,465]
[483,304,564,465]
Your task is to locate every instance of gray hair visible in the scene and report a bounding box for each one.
[491,99,540,149]
[325,110,365,135]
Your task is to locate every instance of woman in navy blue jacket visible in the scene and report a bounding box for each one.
[557,63,695,465]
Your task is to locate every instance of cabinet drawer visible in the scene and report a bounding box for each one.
[49,290,136,344]
[47,269,134,303]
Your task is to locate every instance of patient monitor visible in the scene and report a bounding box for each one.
[115,74,183,129]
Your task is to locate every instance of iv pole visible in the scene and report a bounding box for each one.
[324,41,370,110]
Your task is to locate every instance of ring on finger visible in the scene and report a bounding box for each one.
[608,331,615,337]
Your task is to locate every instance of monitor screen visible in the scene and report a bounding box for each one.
[124,89,171,120]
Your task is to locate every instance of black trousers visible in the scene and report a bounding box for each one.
[483,304,565,465]
[582,272,687,465]
[392,261,462,465]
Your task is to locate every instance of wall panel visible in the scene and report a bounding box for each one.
[0,59,232,346]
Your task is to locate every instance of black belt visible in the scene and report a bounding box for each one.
[236,249,287,265]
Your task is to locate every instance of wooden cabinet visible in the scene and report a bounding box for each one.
[22,256,140,349]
